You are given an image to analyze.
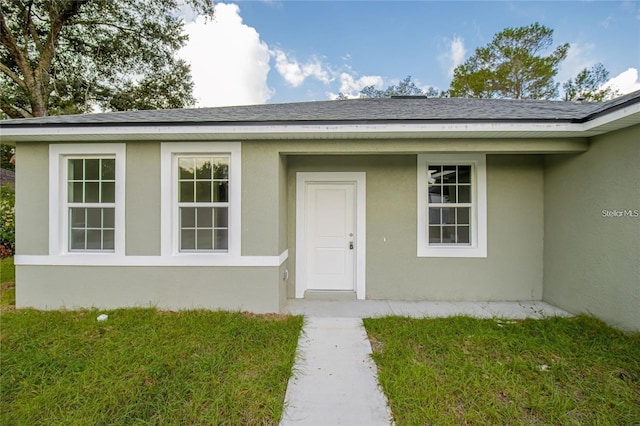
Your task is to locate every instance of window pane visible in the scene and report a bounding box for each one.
[442,166,456,183]
[458,166,471,183]
[101,182,115,203]
[69,159,84,180]
[214,207,228,228]
[102,159,116,180]
[181,229,196,250]
[87,230,102,249]
[179,158,195,179]
[181,207,196,228]
[429,207,441,225]
[197,229,213,250]
[195,181,212,202]
[70,208,85,227]
[179,181,194,202]
[213,182,228,202]
[86,208,102,228]
[441,207,455,224]
[458,185,471,203]
[428,165,440,185]
[428,186,443,203]
[196,159,212,179]
[85,182,100,203]
[103,208,115,228]
[197,207,213,227]
[457,226,470,244]
[438,185,451,203]
[428,226,441,244]
[442,226,455,243]
[215,229,228,250]
[444,185,457,203]
[70,229,85,250]
[213,160,229,179]
[85,159,100,180]
[69,182,84,203]
[103,230,115,250]
[457,207,470,225]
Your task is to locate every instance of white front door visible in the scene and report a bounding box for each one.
[305,182,356,291]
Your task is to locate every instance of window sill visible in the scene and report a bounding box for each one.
[417,246,487,258]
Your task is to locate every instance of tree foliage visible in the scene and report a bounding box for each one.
[359,76,439,98]
[338,76,439,99]
[563,63,618,102]
[449,23,569,100]
[0,0,215,118]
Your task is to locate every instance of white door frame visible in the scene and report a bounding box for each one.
[296,172,366,299]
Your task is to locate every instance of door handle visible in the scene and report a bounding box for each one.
[349,242,354,250]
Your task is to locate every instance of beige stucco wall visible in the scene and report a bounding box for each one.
[543,125,640,331]
[14,143,49,255]
[126,142,161,255]
[286,154,544,301]
[14,140,285,312]
[16,265,281,312]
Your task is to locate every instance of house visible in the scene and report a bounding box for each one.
[1,92,638,331]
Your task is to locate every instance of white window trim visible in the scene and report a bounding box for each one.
[49,143,126,256]
[417,153,487,258]
[161,142,241,258]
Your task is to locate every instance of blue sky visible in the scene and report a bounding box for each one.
[178,1,640,107]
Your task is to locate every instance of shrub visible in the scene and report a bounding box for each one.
[0,184,15,257]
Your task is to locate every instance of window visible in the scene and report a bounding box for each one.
[417,154,487,257]
[68,158,116,251]
[49,144,125,255]
[161,142,241,257]
[177,156,229,252]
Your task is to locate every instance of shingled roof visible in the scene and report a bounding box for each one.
[2,90,640,128]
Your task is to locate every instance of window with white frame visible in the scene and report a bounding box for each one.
[160,142,241,257]
[417,154,487,257]
[177,156,229,252]
[68,157,116,251]
[49,144,126,255]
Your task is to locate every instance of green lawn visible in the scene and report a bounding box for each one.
[1,308,303,425]
[1,256,15,306]
[365,315,640,425]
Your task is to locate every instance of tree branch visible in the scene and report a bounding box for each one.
[0,9,33,83]
[0,63,26,89]
[0,103,32,119]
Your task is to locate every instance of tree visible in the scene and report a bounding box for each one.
[0,0,215,118]
[449,23,569,100]
[338,76,439,99]
[563,63,619,102]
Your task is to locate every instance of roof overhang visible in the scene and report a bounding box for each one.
[1,97,639,144]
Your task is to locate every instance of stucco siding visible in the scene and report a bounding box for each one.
[16,265,281,312]
[241,142,281,256]
[287,154,544,301]
[15,143,49,255]
[125,142,161,255]
[544,125,640,331]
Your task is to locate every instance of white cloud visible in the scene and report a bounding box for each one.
[272,49,332,87]
[327,73,384,99]
[603,68,640,95]
[178,3,272,107]
[439,36,466,78]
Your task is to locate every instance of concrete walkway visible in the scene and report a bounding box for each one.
[280,317,392,425]
[284,299,571,319]
[280,301,571,426]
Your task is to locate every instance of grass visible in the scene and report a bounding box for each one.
[1,307,303,425]
[1,256,15,307]
[365,315,640,425]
